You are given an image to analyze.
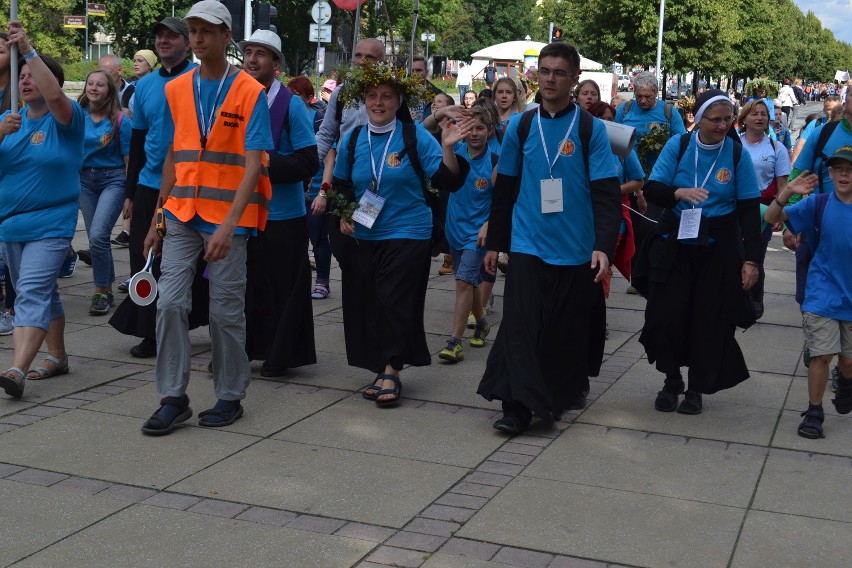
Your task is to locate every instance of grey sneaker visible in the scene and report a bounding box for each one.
[89,291,115,315]
[0,311,13,336]
[117,278,130,293]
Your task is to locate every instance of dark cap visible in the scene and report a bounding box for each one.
[153,16,189,39]
[827,145,852,166]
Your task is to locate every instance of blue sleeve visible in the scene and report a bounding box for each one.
[286,95,316,151]
[133,82,148,130]
[798,119,817,143]
[496,113,523,176]
[785,196,815,237]
[648,134,681,185]
[668,107,686,135]
[734,147,760,199]
[588,120,618,181]
[624,150,645,181]
[245,91,273,152]
[416,122,443,177]
[162,96,175,146]
[793,129,818,171]
[119,114,133,157]
[333,128,355,180]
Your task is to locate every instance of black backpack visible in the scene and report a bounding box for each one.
[346,122,445,255]
[675,131,743,176]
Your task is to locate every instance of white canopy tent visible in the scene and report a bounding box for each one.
[468,41,603,80]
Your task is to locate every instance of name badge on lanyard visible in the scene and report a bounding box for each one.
[678,138,725,239]
[352,190,386,229]
[537,106,578,214]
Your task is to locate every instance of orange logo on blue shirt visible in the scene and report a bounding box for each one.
[474,178,488,190]
[30,132,46,145]
[100,133,113,146]
[716,168,732,183]
[386,153,402,167]
[560,140,575,156]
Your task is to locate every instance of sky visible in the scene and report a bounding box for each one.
[794,0,852,45]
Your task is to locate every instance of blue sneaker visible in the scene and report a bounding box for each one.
[58,250,78,279]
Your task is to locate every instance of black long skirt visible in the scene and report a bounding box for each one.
[340,238,431,373]
[639,243,750,394]
[244,216,316,371]
[109,184,209,339]
[478,253,597,419]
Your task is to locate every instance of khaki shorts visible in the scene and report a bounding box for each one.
[802,313,852,358]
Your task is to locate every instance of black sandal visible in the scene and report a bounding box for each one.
[374,375,401,408]
[141,396,192,436]
[362,374,386,401]
[797,408,825,439]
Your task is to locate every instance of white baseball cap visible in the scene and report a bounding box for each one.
[184,0,232,29]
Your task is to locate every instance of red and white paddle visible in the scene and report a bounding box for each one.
[129,250,158,306]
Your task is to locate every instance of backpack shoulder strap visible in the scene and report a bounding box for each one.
[578,107,593,173]
[812,192,830,252]
[664,102,672,123]
[490,152,500,170]
[516,108,537,147]
[347,124,363,179]
[399,121,427,192]
[623,100,633,117]
[812,120,841,194]
[676,131,693,163]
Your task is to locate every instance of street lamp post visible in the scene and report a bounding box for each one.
[655,0,665,98]
[172,0,176,17]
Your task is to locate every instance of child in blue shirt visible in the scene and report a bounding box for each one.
[764,146,852,439]
[439,106,497,362]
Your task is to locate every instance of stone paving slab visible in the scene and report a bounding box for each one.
[81,373,348,437]
[523,424,765,507]
[420,553,508,567]
[61,323,209,365]
[752,449,852,523]
[170,439,468,528]
[730,510,851,568]
[275,396,506,467]
[457,476,745,568]
[0,478,127,566]
[578,386,781,446]
[398,361,499,410]
[783,375,846,416]
[11,504,374,568]
[0,409,258,488]
[738,324,805,375]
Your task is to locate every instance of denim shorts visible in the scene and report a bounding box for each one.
[0,238,70,330]
[450,248,486,287]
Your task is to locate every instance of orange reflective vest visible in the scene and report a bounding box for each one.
[164,69,271,230]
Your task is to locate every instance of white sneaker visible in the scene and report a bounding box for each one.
[0,311,14,336]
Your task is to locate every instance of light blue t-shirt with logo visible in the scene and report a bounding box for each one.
[446,143,495,252]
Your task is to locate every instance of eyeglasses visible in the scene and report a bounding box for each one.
[538,68,573,79]
[703,115,734,125]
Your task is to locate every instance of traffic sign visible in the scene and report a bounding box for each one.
[63,16,87,28]
[311,1,331,24]
[87,3,106,16]
[420,33,435,42]
[309,24,332,43]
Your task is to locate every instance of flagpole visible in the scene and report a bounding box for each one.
[9,0,19,113]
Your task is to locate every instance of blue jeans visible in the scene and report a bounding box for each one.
[0,238,70,329]
[307,211,331,283]
[79,167,126,288]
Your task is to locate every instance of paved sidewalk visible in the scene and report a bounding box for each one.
[0,219,848,568]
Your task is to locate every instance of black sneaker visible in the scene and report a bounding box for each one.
[493,413,530,434]
[111,231,130,247]
[130,337,157,358]
[78,249,92,266]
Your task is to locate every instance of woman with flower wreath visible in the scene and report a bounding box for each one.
[331,63,472,407]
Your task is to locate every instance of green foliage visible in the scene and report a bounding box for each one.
[0,0,80,60]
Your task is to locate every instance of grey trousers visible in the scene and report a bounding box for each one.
[155,218,250,401]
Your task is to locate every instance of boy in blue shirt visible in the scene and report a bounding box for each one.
[765,147,852,439]
[439,106,497,362]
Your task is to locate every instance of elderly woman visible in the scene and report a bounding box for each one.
[636,90,762,415]
[332,63,470,406]
[738,99,791,319]
[0,21,84,398]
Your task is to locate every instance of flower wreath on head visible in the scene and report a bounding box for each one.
[676,95,696,115]
[337,61,434,109]
[745,77,778,98]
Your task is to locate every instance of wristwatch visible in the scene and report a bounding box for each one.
[319,182,330,198]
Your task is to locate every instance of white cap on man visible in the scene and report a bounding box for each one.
[239,29,285,62]
[184,0,233,29]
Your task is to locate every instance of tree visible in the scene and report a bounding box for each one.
[1,0,80,60]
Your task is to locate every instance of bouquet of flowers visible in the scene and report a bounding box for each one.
[635,122,670,177]
[337,61,433,110]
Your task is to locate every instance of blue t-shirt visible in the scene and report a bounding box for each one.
[268,89,316,220]
[497,106,617,265]
[333,120,443,240]
[0,103,85,242]
[82,109,132,168]
[614,99,687,139]
[614,150,645,184]
[132,61,197,189]
[785,192,852,320]
[793,120,851,195]
[164,71,272,234]
[739,134,791,191]
[446,144,495,252]
[798,115,828,144]
[649,134,760,218]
